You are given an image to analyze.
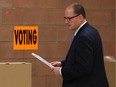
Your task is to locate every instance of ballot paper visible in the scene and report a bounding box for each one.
[32,53,54,68]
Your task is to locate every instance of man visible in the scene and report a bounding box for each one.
[51,3,109,87]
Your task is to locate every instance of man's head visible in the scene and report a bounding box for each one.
[64,3,86,30]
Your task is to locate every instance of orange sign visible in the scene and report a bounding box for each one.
[14,26,38,50]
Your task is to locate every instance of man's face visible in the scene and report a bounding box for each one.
[64,8,81,30]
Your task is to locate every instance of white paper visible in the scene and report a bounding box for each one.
[32,53,54,68]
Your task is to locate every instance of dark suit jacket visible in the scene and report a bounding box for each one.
[61,23,109,87]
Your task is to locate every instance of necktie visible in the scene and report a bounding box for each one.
[72,35,75,41]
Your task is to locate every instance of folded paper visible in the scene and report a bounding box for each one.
[32,53,53,68]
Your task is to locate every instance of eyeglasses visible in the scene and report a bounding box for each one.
[64,14,80,21]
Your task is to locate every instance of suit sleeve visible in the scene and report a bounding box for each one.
[61,35,94,80]
[61,60,66,67]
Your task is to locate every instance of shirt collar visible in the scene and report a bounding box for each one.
[74,21,87,36]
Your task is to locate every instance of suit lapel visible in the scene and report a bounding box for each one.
[65,23,89,59]
[73,22,89,42]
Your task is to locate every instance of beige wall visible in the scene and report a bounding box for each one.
[0,0,115,87]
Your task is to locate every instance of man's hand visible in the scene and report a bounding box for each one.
[51,61,61,67]
[50,61,62,76]
[51,67,61,76]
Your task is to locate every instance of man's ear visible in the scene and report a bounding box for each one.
[78,14,84,22]
[78,14,83,19]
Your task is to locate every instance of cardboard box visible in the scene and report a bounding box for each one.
[105,62,116,87]
[0,62,31,87]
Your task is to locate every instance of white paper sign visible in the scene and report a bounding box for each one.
[32,53,53,68]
